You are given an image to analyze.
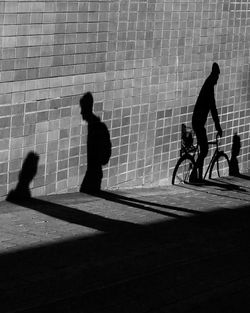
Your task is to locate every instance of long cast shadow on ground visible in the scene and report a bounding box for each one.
[189,177,247,192]
[178,178,250,202]
[5,193,201,233]
[7,197,140,233]
[87,190,204,216]
[1,192,250,312]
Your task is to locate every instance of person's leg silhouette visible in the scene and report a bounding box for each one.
[190,127,208,183]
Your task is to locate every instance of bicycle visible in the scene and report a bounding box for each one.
[172,124,230,185]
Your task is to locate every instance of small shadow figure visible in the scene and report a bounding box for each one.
[190,62,223,182]
[228,132,250,180]
[229,133,241,176]
[80,92,112,194]
[6,152,39,202]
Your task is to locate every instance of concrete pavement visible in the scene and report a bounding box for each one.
[1,173,250,312]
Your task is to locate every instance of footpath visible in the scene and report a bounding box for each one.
[1,173,250,313]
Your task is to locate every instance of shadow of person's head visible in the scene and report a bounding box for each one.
[7,152,40,202]
[80,92,94,122]
[210,62,220,85]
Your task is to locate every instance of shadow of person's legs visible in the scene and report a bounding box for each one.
[80,166,103,194]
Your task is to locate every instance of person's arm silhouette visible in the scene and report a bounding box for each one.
[210,63,222,137]
[210,95,222,137]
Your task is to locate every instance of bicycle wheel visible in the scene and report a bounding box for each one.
[172,155,195,185]
[209,152,230,179]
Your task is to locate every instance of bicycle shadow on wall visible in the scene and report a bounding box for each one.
[172,124,247,193]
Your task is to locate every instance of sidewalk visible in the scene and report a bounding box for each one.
[1,173,250,312]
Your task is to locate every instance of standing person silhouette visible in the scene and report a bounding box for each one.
[79,92,111,194]
[190,63,223,183]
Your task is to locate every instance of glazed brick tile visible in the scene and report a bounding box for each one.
[8,171,19,184]
[0,117,11,128]
[0,128,10,140]
[0,160,8,173]
[69,147,80,157]
[35,143,46,155]
[0,106,11,117]
[0,138,9,151]
[24,124,36,137]
[69,157,79,168]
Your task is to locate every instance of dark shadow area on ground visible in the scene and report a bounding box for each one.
[3,148,250,312]
[178,178,250,202]
[2,194,250,313]
[233,173,250,181]
[6,197,139,233]
[187,174,247,192]
[213,177,250,191]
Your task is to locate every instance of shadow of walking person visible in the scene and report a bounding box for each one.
[80,92,112,194]
[6,152,39,202]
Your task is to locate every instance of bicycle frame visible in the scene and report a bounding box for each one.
[181,133,220,180]
[172,124,229,184]
[203,136,220,179]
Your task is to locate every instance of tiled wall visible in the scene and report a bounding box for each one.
[0,0,250,200]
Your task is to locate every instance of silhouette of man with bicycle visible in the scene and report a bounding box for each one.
[190,63,223,183]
